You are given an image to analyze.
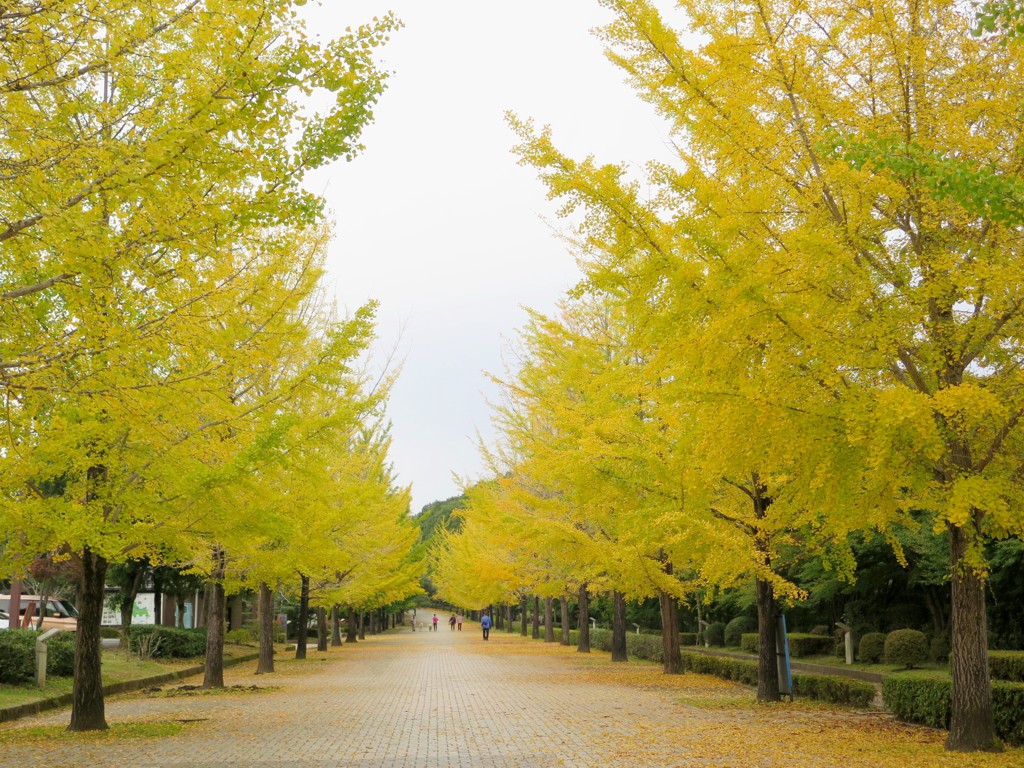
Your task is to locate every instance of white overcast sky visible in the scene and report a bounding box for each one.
[300,1,677,514]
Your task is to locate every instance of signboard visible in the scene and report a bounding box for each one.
[101,593,156,626]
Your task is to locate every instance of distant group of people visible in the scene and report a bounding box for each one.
[428,612,464,631]
[420,611,490,639]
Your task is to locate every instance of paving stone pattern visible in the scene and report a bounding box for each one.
[0,619,715,768]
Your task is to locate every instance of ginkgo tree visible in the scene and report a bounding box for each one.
[0,1,399,732]
[509,0,1024,750]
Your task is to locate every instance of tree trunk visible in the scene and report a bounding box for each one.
[331,604,342,647]
[611,590,628,662]
[358,611,366,640]
[230,595,243,631]
[946,520,998,751]
[69,547,108,731]
[532,596,540,639]
[560,595,570,646]
[346,607,358,643]
[256,582,274,674]
[696,595,705,647]
[755,576,780,703]
[577,583,590,653]
[659,587,682,674]
[316,607,328,651]
[544,596,555,642]
[119,566,146,634]
[6,578,21,631]
[294,574,309,660]
[505,603,513,632]
[202,552,226,689]
[520,595,528,636]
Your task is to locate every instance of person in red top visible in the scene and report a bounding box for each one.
[432,613,439,632]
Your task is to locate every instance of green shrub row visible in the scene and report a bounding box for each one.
[791,672,875,707]
[561,629,872,707]
[225,627,257,645]
[989,651,1024,682]
[127,625,206,658]
[679,651,874,706]
[882,676,1024,746]
[738,632,835,658]
[0,630,76,683]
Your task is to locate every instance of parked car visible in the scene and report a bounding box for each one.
[0,595,78,631]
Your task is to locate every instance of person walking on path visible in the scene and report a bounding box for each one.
[457,614,463,631]
[448,614,457,631]
[481,612,492,640]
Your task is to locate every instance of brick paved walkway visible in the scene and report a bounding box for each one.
[0,616,815,767]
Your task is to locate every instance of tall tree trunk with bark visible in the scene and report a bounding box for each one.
[505,604,513,632]
[755,576,780,703]
[611,590,628,662]
[346,607,358,643]
[532,596,540,639]
[577,583,590,653]
[659,588,682,674]
[316,607,328,651]
[256,582,274,674]
[202,551,226,689]
[544,596,555,642]
[520,595,528,636]
[560,595,570,646]
[358,611,366,640]
[69,547,108,731]
[6,578,21,631]
[946,518,997,752]
[118,565,146,636]
[331,605,342,647]
[294,574,309,660]
[751,481,780,702]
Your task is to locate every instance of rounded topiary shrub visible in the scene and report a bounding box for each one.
[858,632,886,664]
[724,616,757,647]
[706,621,726,647]
[884,629,929,669]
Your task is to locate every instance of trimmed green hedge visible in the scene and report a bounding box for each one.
[0,630,77,683]
[791,672,875,707]
[567,629,664,662]
[882,676,1024,746]
[45,632,76,676]
[225,627,256,645]
[738,632,835,658]
[680,632,697,646]
[989,651,1024,682]
[789,633,835,658]
[679,651,874,707]
[0,631,36,683]
[127,625,206,658]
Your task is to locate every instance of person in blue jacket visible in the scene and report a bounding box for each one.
[480,612,492,640]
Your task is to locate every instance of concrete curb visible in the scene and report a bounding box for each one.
[0,652,259,724]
